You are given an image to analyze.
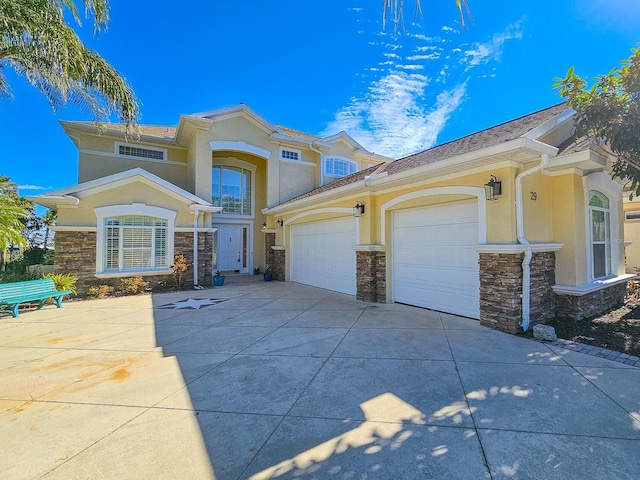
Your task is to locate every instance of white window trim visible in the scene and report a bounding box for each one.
[94,204,176,275]
[583,172,622,283]
[324,156,358,178]
[279,147,302,162]
[212,157,257,219]
[114,142,167,161]
[588,193,611,279]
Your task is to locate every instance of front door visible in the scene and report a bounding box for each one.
[216,225,249,273]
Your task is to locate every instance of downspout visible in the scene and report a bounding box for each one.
[193,209,201,289]
[515,153,549,332]
[308,142,324,187]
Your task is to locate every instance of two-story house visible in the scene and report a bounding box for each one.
[30,102,633,335]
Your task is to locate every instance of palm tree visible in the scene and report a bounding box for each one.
[0,0,139,133]
[0,176,30,269]
[383,0,473,33]
[41,209,57,250]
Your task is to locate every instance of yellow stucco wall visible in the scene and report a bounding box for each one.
[77,133,188,189]
[56,182,195,227]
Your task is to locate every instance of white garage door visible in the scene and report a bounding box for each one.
[290,217,357,295]
[392,200,479,319]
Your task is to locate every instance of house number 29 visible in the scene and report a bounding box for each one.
[530,192,537,201]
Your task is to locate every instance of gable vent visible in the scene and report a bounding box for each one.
[119,145,164,160]
[281,149,300,161]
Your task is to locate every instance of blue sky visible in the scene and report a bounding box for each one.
[1,0,639,195]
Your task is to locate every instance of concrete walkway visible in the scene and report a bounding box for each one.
[1,278,639,479]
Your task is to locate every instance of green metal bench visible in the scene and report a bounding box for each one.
[0,278,73,318]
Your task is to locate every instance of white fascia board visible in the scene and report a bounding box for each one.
[26,195,79,209]
[47,168,213,207]
[545,150,606,172]
[59,121,178,146]
[189,205,223,213]
[521,108,575,140]
[475,243,563,254]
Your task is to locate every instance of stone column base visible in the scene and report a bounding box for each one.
[555,283,626,321]
[356,250,386,303]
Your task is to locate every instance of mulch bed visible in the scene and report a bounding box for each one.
[550,298,640,357]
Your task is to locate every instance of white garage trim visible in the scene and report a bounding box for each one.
[289,216,358,295]
[392,199,480,319]
[283,207,356,247]
[380,186,487,245]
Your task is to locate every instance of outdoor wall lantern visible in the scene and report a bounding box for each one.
[484,175,502,201]
[353,201,366,218]
[261,223,267,231]
[276,219,284,228]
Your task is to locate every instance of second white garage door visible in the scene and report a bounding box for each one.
[392,200,480,319]
[290,217,357,295]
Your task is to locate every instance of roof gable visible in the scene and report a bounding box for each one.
[34,168,214,207]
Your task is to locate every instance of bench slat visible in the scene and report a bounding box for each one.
[0,279,72,318]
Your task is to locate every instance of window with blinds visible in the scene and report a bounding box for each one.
[104,216,168,272]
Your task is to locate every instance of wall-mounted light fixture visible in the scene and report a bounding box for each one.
[353,201,365,218]
[276,219,284,228]
[484,175,502,201]
[261,223,267,231]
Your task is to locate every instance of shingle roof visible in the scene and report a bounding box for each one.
[385,103,569,175]
[274,124,321,141]
[281,103,572,205]
[557,135,597,155]
[68,122,177,139]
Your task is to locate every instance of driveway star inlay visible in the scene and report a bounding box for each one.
[159,298,227,310]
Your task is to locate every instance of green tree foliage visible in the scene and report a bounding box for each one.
[383,1,473,33]
[0,176,30,253]
[0,0,139,132]
[555,46,640,197]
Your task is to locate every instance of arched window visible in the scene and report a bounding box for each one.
[588,190,611,279]
[324,157,357,178]
[212,166,252,215]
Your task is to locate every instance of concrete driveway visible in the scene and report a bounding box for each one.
[1,278,639,479]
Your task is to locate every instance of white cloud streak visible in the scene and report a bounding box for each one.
[323,72,468,158]
[464,21,523,68]
[324,21,524,159]
[18,184,51,191]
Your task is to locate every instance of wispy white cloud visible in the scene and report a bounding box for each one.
[441,25,459,33]
[348,7,364,12]
[323,72,468,158]
[407,52,441,61]
[415,45,440,52]
[464,21,523,69]
[18,184,51,191]
[324,20,524,158]
[397,64,424,71]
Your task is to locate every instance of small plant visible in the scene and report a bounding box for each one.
[214,270,222,278]
[87,284,114,299]
[118,275,150,295]
[171,254,191,288]
[44,273,77,296]
[253,267,261,275]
